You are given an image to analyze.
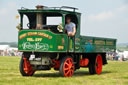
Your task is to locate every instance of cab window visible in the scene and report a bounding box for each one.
[23,15,29,29]
[47,17,62,25]
[21,12,63,34]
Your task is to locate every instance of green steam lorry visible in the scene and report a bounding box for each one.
[18,5,116,77]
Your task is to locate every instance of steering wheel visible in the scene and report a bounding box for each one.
[57,24,63,32]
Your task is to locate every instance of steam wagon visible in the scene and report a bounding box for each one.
[18,5,116,77]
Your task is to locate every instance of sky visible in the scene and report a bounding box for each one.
[0,0,128,43]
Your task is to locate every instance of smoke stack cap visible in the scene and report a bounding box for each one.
[36,5,44,9]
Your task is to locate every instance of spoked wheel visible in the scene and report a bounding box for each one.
[59,57,75,77]
[89,54,103,75]
[19,57,35,76]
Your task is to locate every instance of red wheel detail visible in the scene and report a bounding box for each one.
[23,58,35,76]
[95,55,103,74]
[63,58,75,77]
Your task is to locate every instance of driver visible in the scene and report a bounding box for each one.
[65,16,76,37]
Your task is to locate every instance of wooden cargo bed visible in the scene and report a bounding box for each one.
[79,35,117,53]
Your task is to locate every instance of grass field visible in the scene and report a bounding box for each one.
[0,56,128,85]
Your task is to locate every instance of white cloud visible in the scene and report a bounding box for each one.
[88,5,128,22]
[116,5,128,12]
[88,11,114,21]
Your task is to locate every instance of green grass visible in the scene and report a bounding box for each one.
[0,56,128,85]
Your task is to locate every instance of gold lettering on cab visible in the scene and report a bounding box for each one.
[19,33,27,39]
[27,38,42,42]
[19,32,52,40]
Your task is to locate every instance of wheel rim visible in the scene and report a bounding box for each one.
[95,55,102,74]
[63,58,75,77]
[23,58,35,76]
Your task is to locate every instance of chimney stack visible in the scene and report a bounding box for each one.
[36,5,44,29]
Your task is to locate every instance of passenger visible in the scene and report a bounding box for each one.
[65,17,76,37]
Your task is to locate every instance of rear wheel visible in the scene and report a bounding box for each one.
[89,63,96,74]
[59,56,75,77]
[89,54,103,75]
[95,54,103,74]
[19,57,35,76]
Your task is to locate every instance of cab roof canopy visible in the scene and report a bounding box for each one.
[18,5,81,15]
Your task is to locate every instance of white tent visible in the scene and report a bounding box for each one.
[0,45,10,51]
[9,47,18,51]
[123,51,128,59]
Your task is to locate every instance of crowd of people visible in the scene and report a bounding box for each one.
[0,49,22,56]
[106,51,128,61]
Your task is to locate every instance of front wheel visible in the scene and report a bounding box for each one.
[19,57,35,76]
[59,56,75,77]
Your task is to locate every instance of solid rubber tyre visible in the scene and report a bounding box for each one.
[89,63,96,74]
[19,57,35,76]
[89,54,103,75]
[59,56,75,77]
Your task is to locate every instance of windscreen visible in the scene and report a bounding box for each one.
[21,12,63,33]
[47,17,62,25]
